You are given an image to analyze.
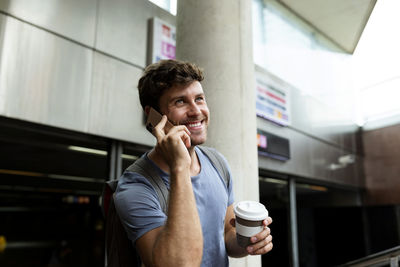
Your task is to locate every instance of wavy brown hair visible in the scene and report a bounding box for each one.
[138,59,204,111]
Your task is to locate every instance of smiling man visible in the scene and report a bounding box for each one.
[114,59,273,267]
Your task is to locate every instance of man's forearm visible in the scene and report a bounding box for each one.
[153,169,203,266]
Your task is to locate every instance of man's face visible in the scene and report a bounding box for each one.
[158,81,210,146]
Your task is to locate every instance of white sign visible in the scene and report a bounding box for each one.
[255,74,290,126]
[149,17,176,63]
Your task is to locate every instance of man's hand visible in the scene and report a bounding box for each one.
[153,115,192,172]
[229,216,273,255]
[140,114,203,267]
[245,217,273,255]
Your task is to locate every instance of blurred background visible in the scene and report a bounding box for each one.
[0,0,399,266]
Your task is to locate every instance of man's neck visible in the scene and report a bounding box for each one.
[148,146,201,176]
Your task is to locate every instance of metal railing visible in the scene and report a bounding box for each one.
[338,245,400,267]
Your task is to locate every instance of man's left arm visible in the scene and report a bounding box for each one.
[224,204,273,257]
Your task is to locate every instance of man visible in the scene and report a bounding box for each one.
[114,59,273,266]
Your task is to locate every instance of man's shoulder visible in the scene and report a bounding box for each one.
[116,152,169,211]
[116,151,159,194]
[116,170,155,194]
[114,171,162,210]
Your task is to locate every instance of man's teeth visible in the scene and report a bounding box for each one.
[187,121,201,127]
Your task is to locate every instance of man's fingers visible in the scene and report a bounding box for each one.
[179,129,191,148]
[247,234,273,255]
[246,225,273,255]
[251,238,273,255]
[167,125,191,136]
[153,115,168,139]
[263,217,273,226]
[153,116,192,150]
[163,125,191,148]
[252,227,271,243]
[153,116,190,139]
[157,125,191,148]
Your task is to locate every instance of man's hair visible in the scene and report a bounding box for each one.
[138,59,204,111]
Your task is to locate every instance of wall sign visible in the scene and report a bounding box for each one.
[257,129,290,161]
[148,17,176,64]
[255,74,290,126]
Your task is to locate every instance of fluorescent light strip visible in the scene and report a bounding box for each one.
[0,169,103,183]
[122,154,139,160]
[68,146,139,160]
[68,146,107,156]
[259,177,288,185]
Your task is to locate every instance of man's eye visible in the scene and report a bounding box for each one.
[175,99,184,105]
[196,97,205,102]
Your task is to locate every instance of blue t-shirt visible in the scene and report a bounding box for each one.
[114,146,234,267]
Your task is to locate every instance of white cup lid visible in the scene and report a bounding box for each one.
[234,201,268,221]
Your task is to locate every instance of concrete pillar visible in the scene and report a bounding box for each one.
[176,1,260,266]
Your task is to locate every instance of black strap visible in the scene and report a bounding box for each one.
[102,179,118,217]
[126,156,169,213]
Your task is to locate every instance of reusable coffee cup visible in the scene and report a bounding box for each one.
[233,201,269,248]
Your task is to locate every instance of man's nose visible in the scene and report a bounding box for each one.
[187,102,201,116]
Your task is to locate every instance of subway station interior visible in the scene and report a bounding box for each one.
[0,0,400,267]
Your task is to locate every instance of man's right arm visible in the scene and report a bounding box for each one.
[136,117,203,267]
[136,168,203,267]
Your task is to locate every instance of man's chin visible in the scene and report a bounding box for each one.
[190,137,207,147]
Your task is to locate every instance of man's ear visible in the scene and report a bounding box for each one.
[144,106,151,116]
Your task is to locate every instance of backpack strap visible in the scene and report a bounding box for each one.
[102,179,118,217]
[101,156,169,267]
[102,180,140,267]
[198,146,230,189]
[126,156,169,213]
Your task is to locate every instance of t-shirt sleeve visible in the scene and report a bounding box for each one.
[114,171,167,244]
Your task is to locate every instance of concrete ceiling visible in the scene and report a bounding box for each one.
[277,0,377,53]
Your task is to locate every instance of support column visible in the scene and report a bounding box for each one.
[108,140,122,180]
[288,178,299,267]
[176,1,259,266]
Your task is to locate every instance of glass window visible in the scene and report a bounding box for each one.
[0,118,108,266]
[352,0,400,127]
[252,0,355,123]
[259,176,290,267]
[296,182,365,267]
[0,118,156,266]
[148,0,177,15]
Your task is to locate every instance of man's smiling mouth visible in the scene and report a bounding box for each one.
[186,121,202,128]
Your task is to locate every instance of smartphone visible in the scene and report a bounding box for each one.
[145,107,174,135]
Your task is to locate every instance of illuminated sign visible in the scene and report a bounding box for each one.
[148,17,176,63]
[257,129,290,161]
[255,74,290,126]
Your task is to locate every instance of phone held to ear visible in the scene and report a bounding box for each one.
[146,107,174,135]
